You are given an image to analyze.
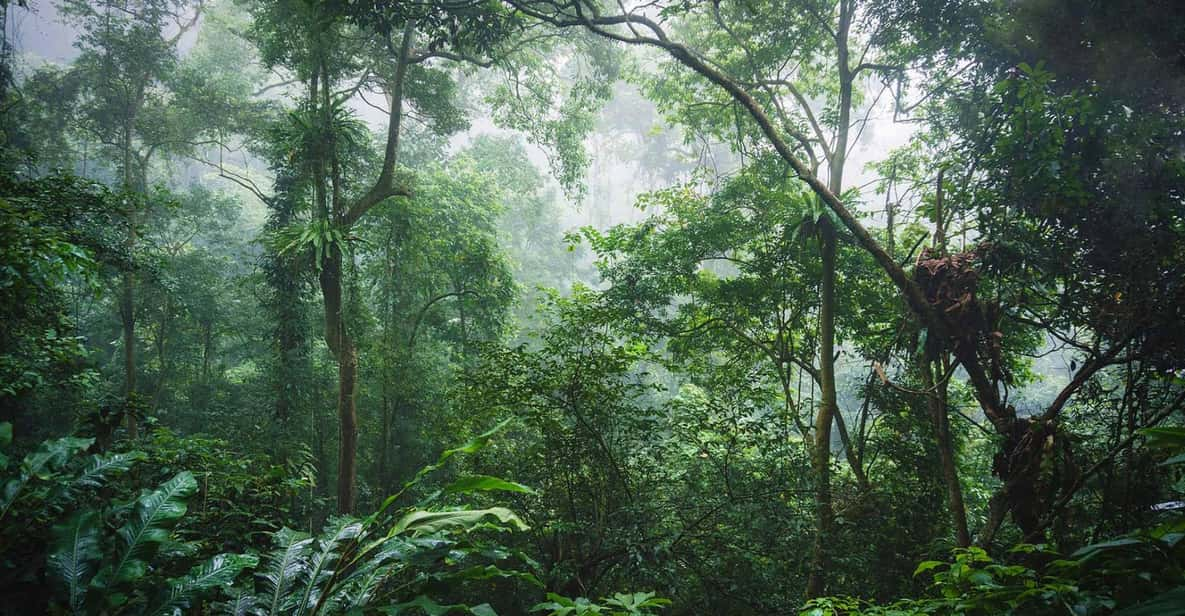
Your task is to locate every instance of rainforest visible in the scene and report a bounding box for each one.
[0,0,1183,614]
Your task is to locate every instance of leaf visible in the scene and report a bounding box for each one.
[392,508,529,536]
[261,528,314,616]
[294,518,363,615]
[48,510,101,615]
[224,591,260,616]
[1,436,94,519]
[1141,427,1185,451]
[443,475,536,496]
[72,451,146,491]
[23,436,94,480]
[93,471,198,591]
[369,420,514,523]
[1159,453,1185,467]
[1112,587,1185,616]
[386,595,471,615]
[913,560,944,576]
[1070,537,1144,559]
[146,553,259,616]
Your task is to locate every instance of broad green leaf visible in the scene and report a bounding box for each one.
[94,471,198,590]
[913,561,944,576]
[386,594,478,615]
[443,475,536,496]
[1112,587,1185,616]
[392,507,528,536]
[1071,537,1145,559]
[48,510,101,615]
[369,420,514,523]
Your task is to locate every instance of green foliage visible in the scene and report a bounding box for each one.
[0,173,113,403]
[532,591,671,616]
[219,426,538,616]
[3,2,1184,615]
[803,526,1185,615]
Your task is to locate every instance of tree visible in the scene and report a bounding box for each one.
[58,0,206,437]
[251,0,612,513]
[507,0,948,595]
[503,0,1184,566]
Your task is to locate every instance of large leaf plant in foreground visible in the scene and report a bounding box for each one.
[218,420,540,615]
[48,469,258,615]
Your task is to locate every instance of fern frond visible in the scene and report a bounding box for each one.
[47,510,101,615]
[146,552,259,616]
[261,528,314,616]
[221,590,261,616]
[71,451,146,491]
[93,471,198,591]
[294,518,362,616]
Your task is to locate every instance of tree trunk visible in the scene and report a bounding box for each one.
[121,269,137,438]
[201,319,212,384]
[336,336,359,514]
[925,170,970,546]
[806,220,839,600]
[320,242,357,513]
[807,6,852,593]
[121,120,138,438]
[924,357,971,547]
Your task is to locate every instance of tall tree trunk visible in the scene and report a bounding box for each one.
[312,19,413,515]
[120,268,136,437]
[926,170,970,546]
[378,230,395,489]
[379,386,392,489]
[320,245,358,514]
[201,319,212,384]
[806,3,853,595]
[924,357,971,546]
[121,122,138,438]
[336,336,359,514]
[806,220,839,599]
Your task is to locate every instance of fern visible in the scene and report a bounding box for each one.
[71,451,146,491]
[47,510,101,615]
[213,425,535,616]
[92,471,198,593]
[261,528,314,616]
[145,552,259,616]
[221,591,260,616]
[296,518,363,616]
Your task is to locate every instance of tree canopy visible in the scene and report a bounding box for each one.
[0,0,1182,614]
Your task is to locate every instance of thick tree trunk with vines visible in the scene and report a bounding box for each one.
[320,246,357,514]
